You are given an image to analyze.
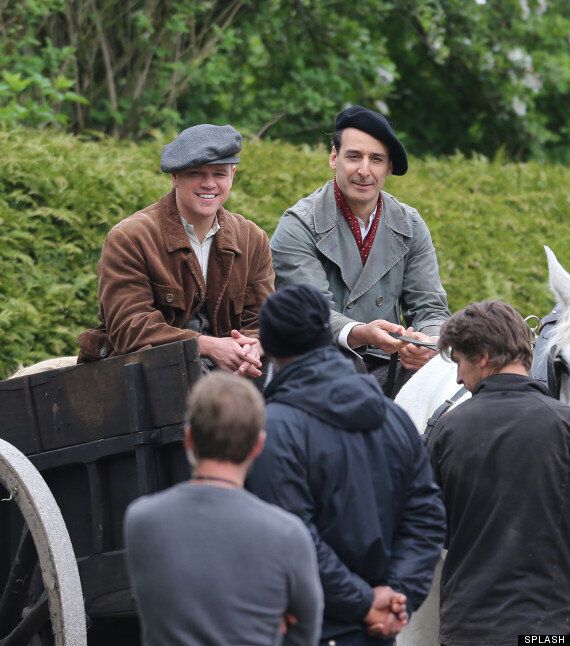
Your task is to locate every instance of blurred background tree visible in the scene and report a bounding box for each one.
[0,0,568,160]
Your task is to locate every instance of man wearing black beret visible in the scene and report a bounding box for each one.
[78,124,274,377]
[247,283,445,646]
[271,106,450,393]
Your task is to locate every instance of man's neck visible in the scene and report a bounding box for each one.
[495,363,529,377]
[345,197,377,228]
[181,214,216,242]
[191,459,247,488]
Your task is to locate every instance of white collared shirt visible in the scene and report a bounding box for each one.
[180,217,220,284]
[355,207,377,240]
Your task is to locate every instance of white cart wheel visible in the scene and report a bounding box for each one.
[0,439,86,645]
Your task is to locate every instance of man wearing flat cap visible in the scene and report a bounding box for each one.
[271,106,450,393]
[78,124,274,377]
[247,283,445,646]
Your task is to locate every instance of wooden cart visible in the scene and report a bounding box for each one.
[0,339,202,645]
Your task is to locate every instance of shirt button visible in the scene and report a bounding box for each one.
[376,296,384,306]
[328,641,337,646]
[165,293,174,303]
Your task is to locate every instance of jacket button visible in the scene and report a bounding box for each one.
[376,296,384,306]
[193,293,200,303]
[99,347,108,358]
[346,303,353,309]
[165,293,174,303]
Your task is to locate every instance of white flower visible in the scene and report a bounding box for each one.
[522,72,543,93]
[376,68,394,84]
[375,100,389,114]
[512,96,527,116]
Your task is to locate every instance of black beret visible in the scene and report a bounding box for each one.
[260,284,333,358]
[335,105,408,175]
[161,124,242,173]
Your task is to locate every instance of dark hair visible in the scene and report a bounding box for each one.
[186,372,265,464]
[331,129,343,152]
[438,300,533,371]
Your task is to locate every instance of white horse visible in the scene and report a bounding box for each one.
[8,356,77,379]
[394,245,570,646]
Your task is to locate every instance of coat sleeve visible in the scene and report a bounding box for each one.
[247,410,374,623]
[400,211,450,336]
[271,212,357,342]
[282,518,324,646]
[383,406,446,613]
[99,226,196,354]
[238,229,275,337]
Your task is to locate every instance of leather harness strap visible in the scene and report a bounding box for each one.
[422,386,468,446]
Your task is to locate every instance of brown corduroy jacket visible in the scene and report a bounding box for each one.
[77,190,274,362]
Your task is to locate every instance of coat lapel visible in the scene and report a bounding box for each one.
[158,190,206,299]
[348,192,411,302]
[207,208,241,321]
[314,181,362,291]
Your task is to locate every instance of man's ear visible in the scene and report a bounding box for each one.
[183,423,193,452]
[329,147,338,171]
[172,172,178,188]
[228,164,237,188]
[387,159,393,177]
[477,352,490,369]
[250,430,266,461]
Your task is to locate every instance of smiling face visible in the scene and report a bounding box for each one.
[329,127,393,217]
[172,163,236,224]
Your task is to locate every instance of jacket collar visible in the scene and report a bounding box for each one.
[314,180,412,237]
[473,373,551,397]
[313,181,411,299]
[159,190,242,255]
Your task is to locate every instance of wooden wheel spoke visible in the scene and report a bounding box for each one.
[0,590,49,645]
[0,526,38,633]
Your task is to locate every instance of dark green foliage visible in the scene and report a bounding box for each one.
[1,1,568,161]
[0,129,568,377]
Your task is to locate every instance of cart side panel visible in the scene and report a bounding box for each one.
[0,339,201,454]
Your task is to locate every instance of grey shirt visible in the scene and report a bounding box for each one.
[125,483,323,646]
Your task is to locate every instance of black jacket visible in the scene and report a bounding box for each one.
[428,374,570,645]
[247,346,445,639]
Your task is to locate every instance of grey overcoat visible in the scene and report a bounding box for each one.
[271,180,449,344]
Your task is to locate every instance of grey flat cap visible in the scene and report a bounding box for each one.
[161,124,242,173]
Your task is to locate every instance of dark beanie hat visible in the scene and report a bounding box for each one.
[260,284,333,358]
[335,105,408,176]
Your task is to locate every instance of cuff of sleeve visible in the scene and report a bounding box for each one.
[338,321,365,349]
[357,585,375,622]
[418,323,443,338]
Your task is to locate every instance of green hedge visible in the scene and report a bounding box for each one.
[0,128,568,377]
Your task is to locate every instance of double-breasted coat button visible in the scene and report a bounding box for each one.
[99,347,108,358]
[376,296,384,306]
[165,293,174,303]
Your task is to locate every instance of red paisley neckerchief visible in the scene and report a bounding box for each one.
[333,179,382,265]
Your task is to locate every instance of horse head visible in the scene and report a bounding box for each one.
[545,246,570,404]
